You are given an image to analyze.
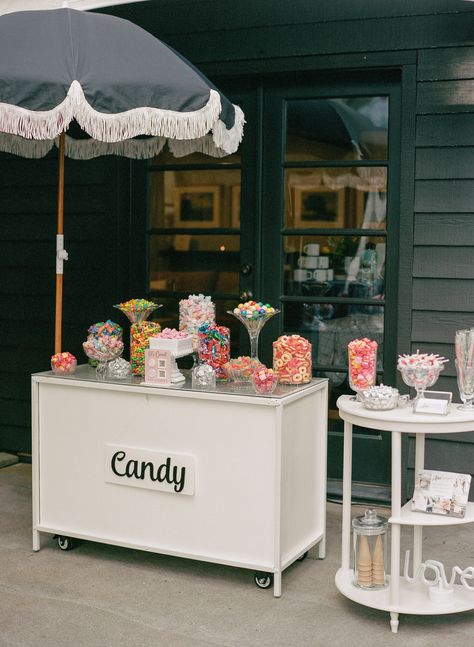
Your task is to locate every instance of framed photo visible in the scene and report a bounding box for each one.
[174,185,220,227]
[230,184,240,228]
[293,185,344,228]
[412,469,471,518]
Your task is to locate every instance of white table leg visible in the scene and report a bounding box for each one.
[32,528,40,552]
[341,421,353,571]
[390,431,402,611]
[273,571,282,597]
[413,433,425,571]
[390,612,399,633]
[318,535,326,559]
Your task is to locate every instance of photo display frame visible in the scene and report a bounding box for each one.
[412,469,471,518]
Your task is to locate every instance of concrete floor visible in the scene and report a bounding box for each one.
[1,463,474,646]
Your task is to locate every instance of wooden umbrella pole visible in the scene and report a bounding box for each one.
[54,132,65,354]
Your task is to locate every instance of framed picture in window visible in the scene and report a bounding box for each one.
[293,185,344,228]
[174,186,220,227]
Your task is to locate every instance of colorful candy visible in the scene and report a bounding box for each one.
[252,365,278,394]
[115,298,157,314]
[83,334,124,362]
[198,323,230,380]
[130,321,161,375]
[233,300,276,320]
[348,338,378,392]
[397,350,447,370]
[51,352,77,375]
[179,294,215,351]
[273,335,312,384]
[87,320,122,337]
[223,356,262,382]
[157,328,189,339]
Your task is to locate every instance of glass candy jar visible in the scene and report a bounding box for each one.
[197,323,230,380]
[191,362,216,389]
[352,508,388,590]
[348,338,378,399]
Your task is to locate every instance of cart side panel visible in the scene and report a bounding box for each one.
[280,387,327,563]
[37,382,277,566]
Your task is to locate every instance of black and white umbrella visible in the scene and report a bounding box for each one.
[0,8,244,351]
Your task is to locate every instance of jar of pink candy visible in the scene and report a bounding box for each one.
[252,365,278,395]
[348,338,378,399]
[51,352,77,375]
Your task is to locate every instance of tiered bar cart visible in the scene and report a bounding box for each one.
[32,367,328,597]
[336,395,474,632]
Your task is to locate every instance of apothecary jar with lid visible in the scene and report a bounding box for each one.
[352,508,388,590]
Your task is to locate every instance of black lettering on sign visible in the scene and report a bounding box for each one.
[109,450,187,493]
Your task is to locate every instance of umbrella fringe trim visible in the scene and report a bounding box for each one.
[71,83,223,142]
[0,82,228,143]
[63,135,168,160]
[0,92,75,140]
[211,105,245,154]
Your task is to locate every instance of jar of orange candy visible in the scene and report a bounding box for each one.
[273,335,312,384]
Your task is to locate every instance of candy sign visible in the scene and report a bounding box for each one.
[105,445,195,495]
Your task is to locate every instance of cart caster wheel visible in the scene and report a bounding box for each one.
[56,535,75,551]
[297,551,309,562]
[254,572,273,589]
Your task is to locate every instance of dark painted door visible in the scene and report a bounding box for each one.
[260,72,401,499]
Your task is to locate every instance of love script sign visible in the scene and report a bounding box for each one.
[104,445,195,495]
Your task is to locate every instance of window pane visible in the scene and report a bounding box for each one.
[284,168,387,229]
[285,96,388,161]
[149,234,240,297]
[283,303,384,374]
[149,169,241,228]
[284,234,386,299]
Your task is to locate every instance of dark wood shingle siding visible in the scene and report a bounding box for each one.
[412,44,474,410]
[0,154,131,452]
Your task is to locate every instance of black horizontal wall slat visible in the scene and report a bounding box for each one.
[413,246,474,278]
[412,311,474,343]
[107,0,474,38]
[418,46,474,82]
[414,179,474,212]
[416,114,474,146]
[159,13,474,64]
[416,80,474,114]
[413,278,474,311]
[416,148,474,179]
[414,214,474,245]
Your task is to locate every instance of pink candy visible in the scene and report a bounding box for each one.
[157,328,189,339]
[51,352,77,375]
[252,365,278,394]
[348,338,377,391]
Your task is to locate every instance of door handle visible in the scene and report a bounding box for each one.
[240,263,253,276]
[240,290,253,301]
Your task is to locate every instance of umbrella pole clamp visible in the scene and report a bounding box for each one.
[56,234,69,275]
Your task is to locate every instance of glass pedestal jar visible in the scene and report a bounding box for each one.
[352,508,388,590]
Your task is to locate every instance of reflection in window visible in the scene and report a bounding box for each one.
[285,168,387,230]
[286,96,388,162]
[149,235,240,297]
[149,169,241,229]
[284,235,386,297]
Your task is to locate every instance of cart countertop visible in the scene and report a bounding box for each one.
[32,364,327,404]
